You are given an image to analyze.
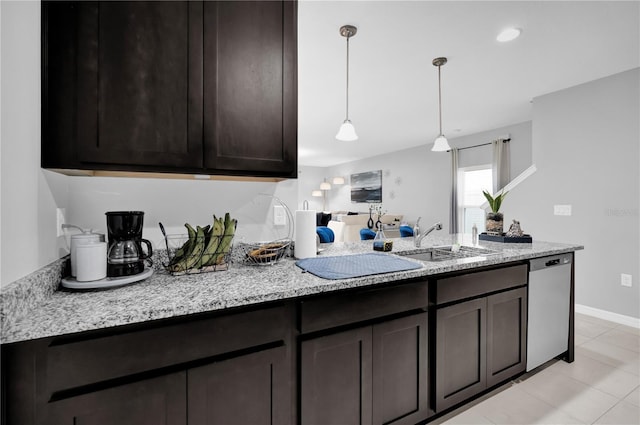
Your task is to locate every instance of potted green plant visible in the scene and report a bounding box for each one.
[482,190,508,234]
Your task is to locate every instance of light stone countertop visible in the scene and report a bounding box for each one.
[0,235,583,344]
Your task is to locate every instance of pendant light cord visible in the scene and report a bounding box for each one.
[346,35,350,121]
[438,64,443,136]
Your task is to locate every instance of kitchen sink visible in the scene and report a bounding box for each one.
[399,245,499,262]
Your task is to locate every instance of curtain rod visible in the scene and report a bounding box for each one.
[455,138,511,152]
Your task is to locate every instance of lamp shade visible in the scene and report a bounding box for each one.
[336,120,358,141]
[319,182,332,190]
[311,190,323,197]
[332,176,345,185]
[431,135,451,152]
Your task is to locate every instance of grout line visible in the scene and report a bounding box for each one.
[620,384,640,403]
[589,398,627,425]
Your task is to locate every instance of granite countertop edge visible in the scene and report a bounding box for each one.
[1,237,583,344]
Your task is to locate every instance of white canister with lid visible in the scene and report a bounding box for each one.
[70,231,105,277]
[75,242,107,282]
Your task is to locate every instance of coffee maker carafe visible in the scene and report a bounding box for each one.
[106,211,153,277]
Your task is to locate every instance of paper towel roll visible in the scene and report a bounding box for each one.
[295,210,317,259]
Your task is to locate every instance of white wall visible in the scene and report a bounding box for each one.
[326,145,450,230]
[1,1,70,285]
[504,68,640,319]
[324,121,533,229]
[451,121,532,181]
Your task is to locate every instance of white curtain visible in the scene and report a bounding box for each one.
[492,139,510,193]
[450,148,459,234]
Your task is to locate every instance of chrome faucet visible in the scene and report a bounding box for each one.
[413,218,443,247]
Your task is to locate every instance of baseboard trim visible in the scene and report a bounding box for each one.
[575,304,640,329]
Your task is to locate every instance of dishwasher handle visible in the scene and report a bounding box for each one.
[530,254,572,271]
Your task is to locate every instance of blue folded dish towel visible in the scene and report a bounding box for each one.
[295,252,422,280]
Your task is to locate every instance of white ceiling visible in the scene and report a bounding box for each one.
[297,0,640,167]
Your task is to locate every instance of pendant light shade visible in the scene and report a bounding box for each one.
[336,120,358,141]
[336,25,358,141]
[432,135,450,152]
[431,57,451,152]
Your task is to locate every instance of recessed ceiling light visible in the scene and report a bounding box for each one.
[497,27,521,42]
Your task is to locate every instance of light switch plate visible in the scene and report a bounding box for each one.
[274,205,286,226]
[554,205,572,216]
[621,273,633,287]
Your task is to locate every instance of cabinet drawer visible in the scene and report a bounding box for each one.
[300,282,428,334]
[436,264,527,305]
[47,304,289,393]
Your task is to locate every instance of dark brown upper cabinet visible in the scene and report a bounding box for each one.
[41,1,297,179]
[203,1,297,176]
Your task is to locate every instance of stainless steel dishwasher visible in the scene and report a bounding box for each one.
[527,253,573,371]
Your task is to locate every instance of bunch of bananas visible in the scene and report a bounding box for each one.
[167,213,237,273]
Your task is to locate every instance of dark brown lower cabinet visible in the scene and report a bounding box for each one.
[435,287,527,412]
[188,346,291,425]
[435,298,487,412]
[486,287,528,388]
[372,314,430,425]
[45,372,187,425]
[301,326,373,425]
[301,313,429,425]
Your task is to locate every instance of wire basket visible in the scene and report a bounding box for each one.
[240,239,291,265]
[240,195,294,266]
[163,234,234,275]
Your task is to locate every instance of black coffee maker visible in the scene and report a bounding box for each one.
[105,211,153,277]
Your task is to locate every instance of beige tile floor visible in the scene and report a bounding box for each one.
[437,313,640,425]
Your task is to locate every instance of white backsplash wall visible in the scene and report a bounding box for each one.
[66,177,299,253]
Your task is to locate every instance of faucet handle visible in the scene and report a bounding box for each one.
[415,217,422,228]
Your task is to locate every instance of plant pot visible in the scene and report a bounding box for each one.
[486,212,504,235]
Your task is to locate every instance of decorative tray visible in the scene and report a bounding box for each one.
[478,232,533,243]
[61,268,153,290]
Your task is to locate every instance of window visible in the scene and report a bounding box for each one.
[458,166,492,234]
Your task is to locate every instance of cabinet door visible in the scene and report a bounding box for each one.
[75,1,203,169]
[372,313,430,425]
[301,327,373,425]
[42,1,80,169]
[487,287,527,388]
[203,0,297,176]
[45,372,186,425]
[436,298,487,412]
[187,346,291,425]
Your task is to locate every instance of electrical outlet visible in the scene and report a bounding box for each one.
[554,205,572,216]
[56,208,66,237]
[621,273,632,287]
[274,205,286,226]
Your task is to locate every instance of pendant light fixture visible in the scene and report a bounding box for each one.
[336,25,358,141]
[431,57,451,152]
